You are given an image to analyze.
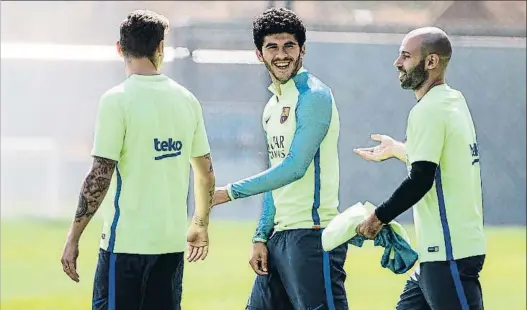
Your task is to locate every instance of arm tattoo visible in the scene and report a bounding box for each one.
[203,153,214,205]
[75,156,116,223]
[208,187,214,206]
[193,215,207,227]
[204,153,214,172]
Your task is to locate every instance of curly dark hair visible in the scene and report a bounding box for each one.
[252,7,306,52]
[119,10,169,59]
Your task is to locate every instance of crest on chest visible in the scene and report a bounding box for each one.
[280,107,291,124]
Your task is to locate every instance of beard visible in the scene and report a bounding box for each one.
[399,58,428,90]
[263,54,302,84]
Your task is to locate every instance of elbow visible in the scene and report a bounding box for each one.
[408,174,434,195]
[290,165,309,182]
[409,162,437,194]
[423,177,435,192]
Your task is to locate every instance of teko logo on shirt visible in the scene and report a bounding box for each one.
[154,138,183,160]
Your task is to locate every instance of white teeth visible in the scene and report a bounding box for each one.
[275,62,290,68]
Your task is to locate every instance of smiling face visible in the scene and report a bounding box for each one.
[256,32,305,84]
[393,35,430,90]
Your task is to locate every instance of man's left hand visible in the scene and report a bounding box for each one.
[356,212,384,239]
[212,187,231,207]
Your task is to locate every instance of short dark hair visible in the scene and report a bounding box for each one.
[420,31,452,68]
[252,7,306,51]
[119,10,169,59]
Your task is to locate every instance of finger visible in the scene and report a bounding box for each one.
[249,258,260,274]
[193,247,204,262]
[356,229,365,239]
[200,246,209,261]
[65,260,79,282]
[187,246,198,262]
[354,150,378,161]
[186,244,192,260]
[69,259,79,282]
[260,253,268,274]
[61,259,71,279]
[61,259,70,277]
[365,227,377,239]
[358,225,368,238]
[190,246,201,262]
[255,258,268,276]
[355,224,361,235]
[353,147,374,153]
[249,256,267,276]
[371,134,383,141]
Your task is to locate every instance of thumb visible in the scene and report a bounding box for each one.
[260,252,268,272]
[370,134,383,142]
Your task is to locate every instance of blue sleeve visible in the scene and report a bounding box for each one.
[253,190,276,243]
[229,89,333,199]
[253,133,276,243]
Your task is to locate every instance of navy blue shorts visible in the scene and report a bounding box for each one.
[246,229,349,310]
[396,255,485,310]
[92,248,184,310]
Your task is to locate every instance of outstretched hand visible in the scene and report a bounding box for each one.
[353,134,396,162]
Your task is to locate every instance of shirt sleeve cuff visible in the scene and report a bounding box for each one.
[374,204,392,224]
[226,184,236,201]
[90,150,120,162]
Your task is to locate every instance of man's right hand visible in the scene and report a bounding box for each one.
[61,240,80,283]
[353,134,397,162]
[186,222,209,262]
[249,242,269,276]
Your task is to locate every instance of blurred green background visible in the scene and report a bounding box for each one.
[1,220,525,310]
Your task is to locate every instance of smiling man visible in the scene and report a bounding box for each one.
[354,27,486,310]
[212,7,348,310]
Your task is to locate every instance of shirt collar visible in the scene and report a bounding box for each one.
[417,83,449,103]
[267,67,307,96]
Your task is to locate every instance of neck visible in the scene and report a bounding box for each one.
[125,58,159,77]
[270,62,303,96]
[415,75,445,101]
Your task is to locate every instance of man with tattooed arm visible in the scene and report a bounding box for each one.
[60,10,215,310]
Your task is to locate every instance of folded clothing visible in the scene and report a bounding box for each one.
[322,202,418,274]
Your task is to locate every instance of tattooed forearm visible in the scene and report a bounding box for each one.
[75,193,90,219]
[66,156,116,243]
[191,153,215,227]
[74,157,116,223]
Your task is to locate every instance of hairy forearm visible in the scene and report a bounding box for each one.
[66,156,116,243]
[393,141,407,163]
[193,154,215,227]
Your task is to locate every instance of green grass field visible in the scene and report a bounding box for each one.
[1,219,525,310]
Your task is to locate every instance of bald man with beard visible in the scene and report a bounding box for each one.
[354,27,486,310]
